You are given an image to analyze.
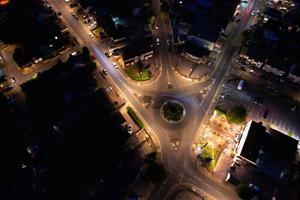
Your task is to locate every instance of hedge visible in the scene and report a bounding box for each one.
[127,107,145,129]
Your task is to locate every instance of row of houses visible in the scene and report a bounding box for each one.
[239,5,300,84]
[171,0,239,62]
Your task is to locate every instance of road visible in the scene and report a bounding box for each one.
[6,0,261,199]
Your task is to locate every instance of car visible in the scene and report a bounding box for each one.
[105,86,112,92]
[290,106,297,112]
[71,51,78,56]
[105,52,111,58]
[113,62,118,69]
[88,32,94,38]
[71,12,78,20]
[69,2,79,8]
[127,124,132,134]
[154,24,159,30]
[10,77,16,83]
[102,69,109,76]
[251,10,260,16]
[249,183,260,193]
[254,97,263,106]
[156,38,160,46]
[249,69,256,75]
[166,39,171,46]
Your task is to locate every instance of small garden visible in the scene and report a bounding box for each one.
[197,143,221,172]
[125,62,150,81]
[161,101,185,123]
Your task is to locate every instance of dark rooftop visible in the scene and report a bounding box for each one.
[122,37,153,61]
[239,121,298,178]
[189,15,222,42]
[184,41,211,58]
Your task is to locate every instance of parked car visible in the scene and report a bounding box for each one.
[113,62,119,69]
[127,124,132,134]
[156,38,160,46]
[88,32,94,38]
[105,86,112,92]
[249,69,256,75]
[102,69,109,76]
[10,77,16,83]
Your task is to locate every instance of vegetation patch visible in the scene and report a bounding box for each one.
[197,144,221,172]
[125,63,150,81]
[161,101,185,122]
[127,107,145,129]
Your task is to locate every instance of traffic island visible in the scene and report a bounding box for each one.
[160,101,186,123]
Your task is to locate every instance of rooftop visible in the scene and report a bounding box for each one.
[184,41,211,58]
[238,121,298,178]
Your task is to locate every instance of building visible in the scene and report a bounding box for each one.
[230,120,299,199]
[172,0,239,60]
[122,38,153,66]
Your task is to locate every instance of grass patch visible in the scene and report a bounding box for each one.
[127,107,145,129]
[125,64,150,81]
[198,144,221,172]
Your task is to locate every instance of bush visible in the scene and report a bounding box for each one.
[127,107,145,129]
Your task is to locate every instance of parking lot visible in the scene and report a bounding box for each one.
[218,80,300,142]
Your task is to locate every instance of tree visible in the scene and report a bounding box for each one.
[236,184,254,200]
[226,105,247,124]
[82,46,90,60]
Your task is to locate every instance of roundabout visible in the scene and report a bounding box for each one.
[160,101,186,123]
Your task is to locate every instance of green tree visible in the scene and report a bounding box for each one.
[226,105,247,124]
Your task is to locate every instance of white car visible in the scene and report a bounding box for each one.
[113,62,119,69]
[10,77,16,83]
[127,124,132,134]
[105,86,112,92]
[88,32,94,38]
[249,69,256,75]
[156,38,160,46]
[251,10,260,16]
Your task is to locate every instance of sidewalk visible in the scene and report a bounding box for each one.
[212,149,233,182]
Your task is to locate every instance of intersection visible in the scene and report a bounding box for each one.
[36,0,258,199]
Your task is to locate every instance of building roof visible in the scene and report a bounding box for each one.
[189,16,221,42]
[184,41,210,58]
[122,37,153,61]
[238,121,298,179]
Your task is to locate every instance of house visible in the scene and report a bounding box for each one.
[122,37,153,66]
